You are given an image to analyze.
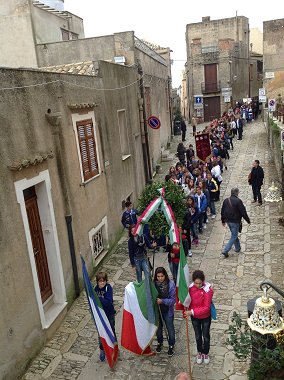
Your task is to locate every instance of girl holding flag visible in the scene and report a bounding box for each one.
[184,270,213,365]
[94,272,116,362]
[154,267,176,356]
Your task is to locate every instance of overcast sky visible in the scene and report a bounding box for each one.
[64,0,283,87]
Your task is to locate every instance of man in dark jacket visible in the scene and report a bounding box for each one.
[236,117,243,140]
[249,160,264,205]
[221,187,250,257]
[181,119,187,142]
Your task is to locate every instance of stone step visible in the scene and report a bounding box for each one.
[161,149,170,158]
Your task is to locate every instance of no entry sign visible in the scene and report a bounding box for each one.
[148,116,161,130]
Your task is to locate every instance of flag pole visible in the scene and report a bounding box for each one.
[158,304,169,342]
[185,316,193,380]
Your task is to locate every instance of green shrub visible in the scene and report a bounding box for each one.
[137,181,186,238]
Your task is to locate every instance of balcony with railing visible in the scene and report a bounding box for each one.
[201,81,221,94]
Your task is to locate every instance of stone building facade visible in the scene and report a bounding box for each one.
[0,62,146,380]
[263,18,284,102]
[186,16,251,121]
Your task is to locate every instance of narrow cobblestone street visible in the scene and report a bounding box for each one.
[22,119,284,380]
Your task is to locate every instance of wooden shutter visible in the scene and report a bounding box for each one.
[76,119,99,181]
[204,64,217,92]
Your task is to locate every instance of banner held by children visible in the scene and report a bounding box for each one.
[121,280,158,355]
[81,257,118,368]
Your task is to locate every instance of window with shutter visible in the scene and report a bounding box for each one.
[76,119,99,181]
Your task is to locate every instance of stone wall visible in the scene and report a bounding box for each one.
[186,16,250,117]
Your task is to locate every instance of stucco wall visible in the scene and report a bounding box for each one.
[31,6,85,44]
[135,48,171,169]
[0,62,143,380]
[263,19,284,101]
[36,32,171,171]
[250,28,263,54]
[0,0,38,67]
[36,32,136,68]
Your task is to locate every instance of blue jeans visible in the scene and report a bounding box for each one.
[190,223,198,240]
[191,316,211,354]
[156,311,175,346]
[169,262,179,283]
[134,257,155,324]
[209,200,216,215]
[223,222,241,254]
[252,184,262,204]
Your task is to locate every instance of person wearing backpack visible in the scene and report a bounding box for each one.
[183,270,213,365]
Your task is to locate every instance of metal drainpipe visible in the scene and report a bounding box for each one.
[138,97,150,183]
[65,215,80,297]
[138,63,152,182]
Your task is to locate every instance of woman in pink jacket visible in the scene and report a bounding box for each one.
[184,270,213,365]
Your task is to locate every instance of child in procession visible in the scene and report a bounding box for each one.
[183,270,213,365]
[94,272,116,362]
[154,267,176,357]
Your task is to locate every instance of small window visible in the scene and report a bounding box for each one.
[117,110,130,157]
[61,29,70,41]
[61,29,78,41]
[71,32,78,40]
[92,228,104,259]
[76,119,99,181]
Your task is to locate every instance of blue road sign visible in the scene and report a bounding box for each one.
[147,116,161,129]
[194,96,203,104]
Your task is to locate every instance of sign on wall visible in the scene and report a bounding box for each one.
[147,116,161,129]
[259,88,266,97]
[194,95,203,109]
[268,99,276,112]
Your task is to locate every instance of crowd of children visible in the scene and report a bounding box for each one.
[95,109,250,365]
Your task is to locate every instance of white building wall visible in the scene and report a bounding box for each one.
[0,1,38,68]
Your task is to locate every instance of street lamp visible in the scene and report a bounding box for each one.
[248,284,284,335]
[264,180,283,203]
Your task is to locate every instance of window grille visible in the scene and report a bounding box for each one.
[92,228,104,259]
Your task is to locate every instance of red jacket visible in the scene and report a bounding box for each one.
[189,282,213,319]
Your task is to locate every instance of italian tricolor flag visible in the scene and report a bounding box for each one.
[176,239,191,310]
[121,280,158,355]
[81,257,118,368]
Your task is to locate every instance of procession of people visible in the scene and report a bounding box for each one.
[90,107,260,377]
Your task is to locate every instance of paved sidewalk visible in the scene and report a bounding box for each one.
[23,120,284,380]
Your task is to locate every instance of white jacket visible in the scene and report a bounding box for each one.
[211,165,222,182]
